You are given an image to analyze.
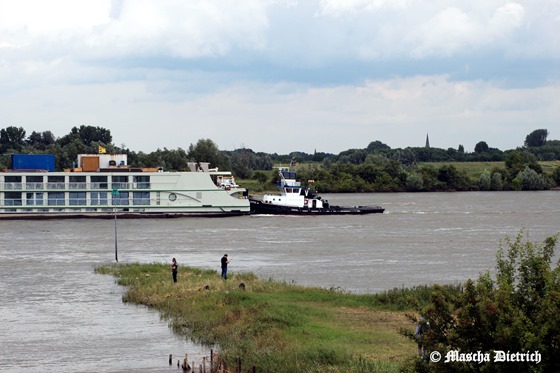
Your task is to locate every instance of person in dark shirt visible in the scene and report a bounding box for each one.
[170,258,178,284]
[221,254,229,280]
[415,316,429,359]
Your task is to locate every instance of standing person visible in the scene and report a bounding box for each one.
[170,258,178,284]
[415,316,429,359]
[221,254,229,280]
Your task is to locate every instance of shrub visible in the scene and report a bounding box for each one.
[402,231,560,372]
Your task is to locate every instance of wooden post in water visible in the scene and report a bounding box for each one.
[169,354,172,365]
[202,356,206,373]
[210,349,214,373]
[112,188,119,262]
[182,352,189,372]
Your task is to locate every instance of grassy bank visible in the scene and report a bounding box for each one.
[95,263,436,372]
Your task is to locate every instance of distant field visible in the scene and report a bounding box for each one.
[422,161,504,180]
[423,160,560,180]
[540,160,560,173]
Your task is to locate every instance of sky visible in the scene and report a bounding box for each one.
[1,0,559,155]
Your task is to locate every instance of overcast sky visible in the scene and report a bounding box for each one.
[1,0,559,154]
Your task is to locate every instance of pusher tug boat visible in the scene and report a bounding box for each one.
[249,169,384,215]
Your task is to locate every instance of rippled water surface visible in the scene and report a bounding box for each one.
[1,191,559,372]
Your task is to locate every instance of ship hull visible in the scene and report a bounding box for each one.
[249,199,384,215]
[1,156,250,219]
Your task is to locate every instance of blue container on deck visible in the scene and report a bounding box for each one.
[11,154,55,171]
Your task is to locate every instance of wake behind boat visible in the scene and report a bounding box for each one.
[249,169,384,215]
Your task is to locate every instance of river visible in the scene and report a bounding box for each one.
[1,191,558,372]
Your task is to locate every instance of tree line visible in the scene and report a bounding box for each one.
[1,125,559,191]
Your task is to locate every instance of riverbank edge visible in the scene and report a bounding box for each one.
[95,262,433,372]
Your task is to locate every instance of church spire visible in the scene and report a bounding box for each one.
[425,133,430,148]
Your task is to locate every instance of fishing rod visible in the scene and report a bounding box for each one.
[155,249,170,264]
[148,244,170,264]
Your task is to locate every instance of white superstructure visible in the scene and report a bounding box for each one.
[261,169,327,209]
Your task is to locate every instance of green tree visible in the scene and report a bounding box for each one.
[252,171,269,189]
[366,140,391,153]
[187,139,223,169]
[417,164,439,190]
[26,130,56,150]
[504,150,542,180]
[406,172,424,191]
[144,148,188,171]
[479,170,491,191]
[76,125,112,146]
[524,129,548,147]
[403,231,560,372]
[514,166,545,191]
[437,164,460,190]
[54,137,90,169]
[552,166,560,185]
[0,126,26,152]
[230,148,254,179]
[491,172,504,191]
[337,148,368,164]
[474,141,489,153]
[58,125,112,147]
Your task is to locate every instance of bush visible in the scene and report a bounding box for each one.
[407,172,425,191]
[516,166,545,190]
[479,170,491,191]
[402,231,560,372]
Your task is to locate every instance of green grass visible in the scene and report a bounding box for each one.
[422,160,560,182]
[540,160,560,174]
[422,161,503,179]
[95,263,440,372]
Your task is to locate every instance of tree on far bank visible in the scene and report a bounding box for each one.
[0,126,26,152]
[513,166,545,190]
[366,140,391,153]
[524,129,549,147]
[26,131,56,150]
[504,149,542,180]
[474,141,489,153]
[187,138,232,171]
[57,125,112,147]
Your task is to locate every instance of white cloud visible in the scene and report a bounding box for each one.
[319,0,411,16]
[401,3,527,58]
[0,0,558,155]
[1,75,558,153]
[0,0,110,33]
[490,3,525,36]
[0,0,269,60]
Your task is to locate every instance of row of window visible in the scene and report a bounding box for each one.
[1,175,151,190]
[2,192,151,206]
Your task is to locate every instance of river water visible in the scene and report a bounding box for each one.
[1,191,559,372]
